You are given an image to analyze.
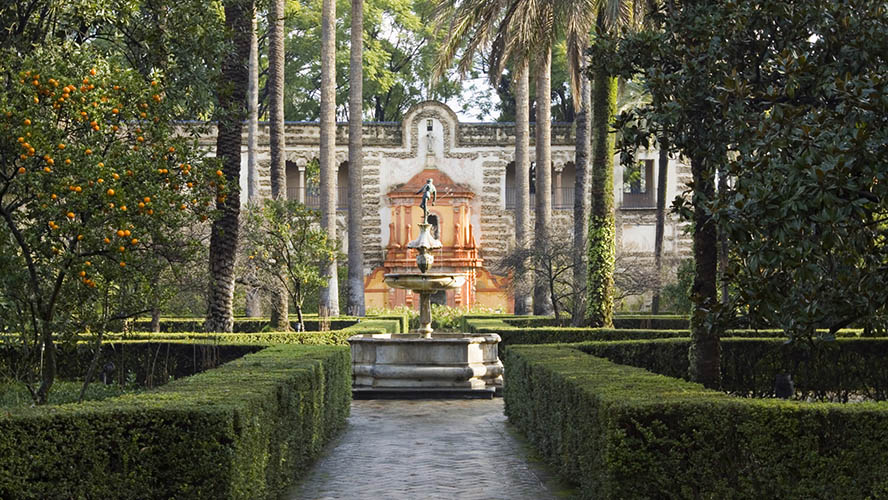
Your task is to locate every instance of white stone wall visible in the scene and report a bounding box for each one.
[198,101,692,280]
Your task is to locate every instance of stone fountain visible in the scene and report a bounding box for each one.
[348,179,504,398]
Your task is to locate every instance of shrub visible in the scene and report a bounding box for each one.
[504,344,888,499]
[0,344,351,499]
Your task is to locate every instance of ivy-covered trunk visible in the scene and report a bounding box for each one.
[205,0,252,333]
[688,155,720,388]
[586,70,616,328]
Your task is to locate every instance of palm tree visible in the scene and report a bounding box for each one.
[571,46,592,325]
[318,0,339,316]
[513,60,532,315]
[587,1,647,327]
[434,0,596,316]
[532,44,554,315]
[268,0,289,329]
[346,0,366,316]
[205,0,254,332]
[244,6,262,318]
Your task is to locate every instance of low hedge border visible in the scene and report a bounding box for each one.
[130,314,406,334]
[504,343,888,499]
[0,344,351,499]
[579,337,888,401]
[502,314,691,330]
[463,318,862,347]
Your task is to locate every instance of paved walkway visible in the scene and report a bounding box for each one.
[285,399,575,500]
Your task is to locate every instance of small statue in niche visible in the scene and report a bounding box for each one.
[426,119,434,155]
[416,178,437,223]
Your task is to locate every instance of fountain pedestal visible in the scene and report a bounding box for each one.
[348,219,504,397]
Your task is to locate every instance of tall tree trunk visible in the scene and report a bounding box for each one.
[688,155,720,388]
[587,70,616,327]
[532,46,554,316]
[318,0,339,316]
[268,0,289,329]
[205,0,252,333]
[571,53,592,326]
[346,0,365,317]
[651,142,669,314]
[513,60,532,315]
[718,169,729,305]
[244,7,262,318]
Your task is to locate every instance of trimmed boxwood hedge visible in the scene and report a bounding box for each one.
[0,344,351,500]
[464,317,861,349]
[502,314,691,330]
[579,337,888,401]
[131,313,409,334]
[504,344,888,499]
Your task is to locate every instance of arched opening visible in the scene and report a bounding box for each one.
[555,162,576,210]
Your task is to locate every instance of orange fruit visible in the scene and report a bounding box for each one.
[124,230,131,237]
[107,189,114,196]
[118,246,125,252]
[23,118,30,126]
[143,196,150,203]
[119,261,126,267]
[58,143,65,149]
[79,271,86,277]
[17,167,25,174]
[66,212,74,219]
[116,230,125,237]
[85,149,92,155]
[104,237,111,244]
[130,238,138,245]
[120,205,127,211]
[97,178,104,183]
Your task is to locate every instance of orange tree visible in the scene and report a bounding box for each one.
[0,45,222,404]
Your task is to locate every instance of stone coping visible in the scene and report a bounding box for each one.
[348,332,501,343]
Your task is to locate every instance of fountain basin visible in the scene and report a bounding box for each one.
[349,333,504,396]
[383,273,465,292]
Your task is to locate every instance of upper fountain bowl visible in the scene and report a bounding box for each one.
[384,273,466,292]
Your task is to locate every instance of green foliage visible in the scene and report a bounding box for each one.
[0,344,351,499]
[0,44,220,403]
[132,316,361,333]
[0,380,138,408]
[279,0,466,121]
[577,337,888,402]
[241,199,337,327]
[595,0,888,340]
[659,259,694,314]
[586,216,616,327]
[504,343,888,499]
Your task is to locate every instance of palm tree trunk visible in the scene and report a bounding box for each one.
[268,0,289,329]
[319,0,339,316]
[346,0,365,317]
[586,70,616,327]
[532,46,554,316]
[513,60,532,315]
[571,51,591,326]
[651,142,669,314]
[205,0,252,333]
[244,7,262,318]
[688,155,720,388]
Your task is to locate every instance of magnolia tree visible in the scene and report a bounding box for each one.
[241,199,337,331]
[0,46,222,404]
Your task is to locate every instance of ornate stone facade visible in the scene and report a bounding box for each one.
[199,100,691,311]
